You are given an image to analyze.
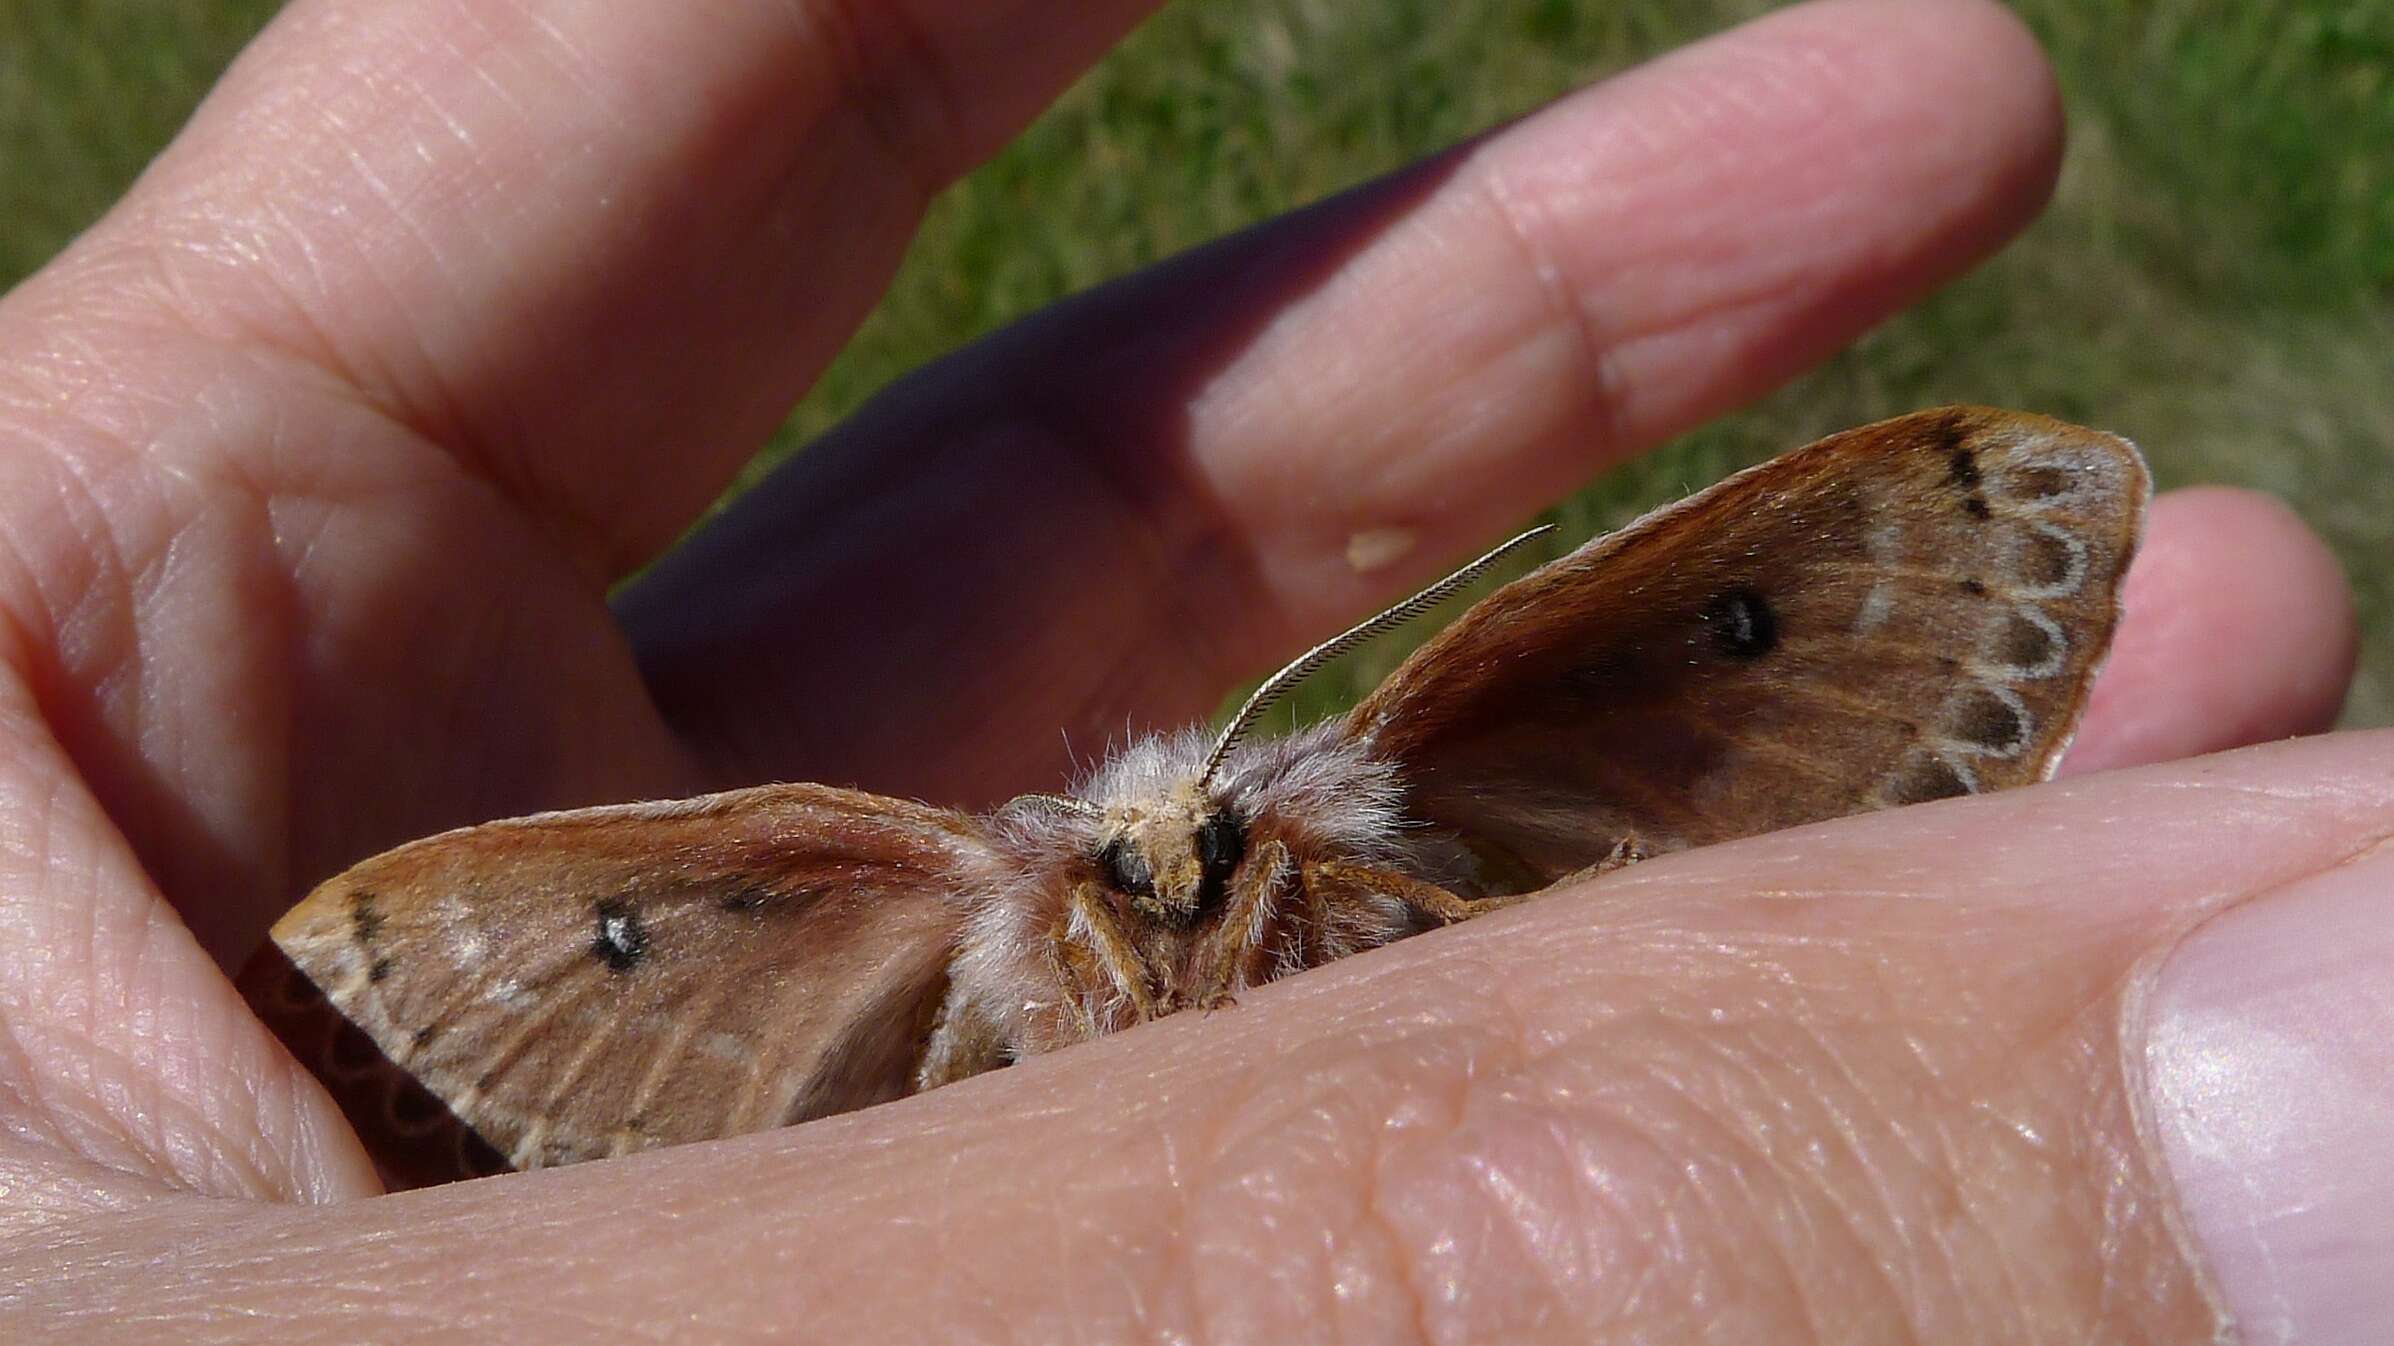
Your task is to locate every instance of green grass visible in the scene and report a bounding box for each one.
[4,1,2389,726]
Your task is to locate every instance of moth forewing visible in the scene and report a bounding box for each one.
[251,406,2147,1183]
[1345,406,2147,882]
[262,785,997,1176]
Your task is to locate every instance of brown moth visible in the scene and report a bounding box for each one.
[246,407,2148,1184]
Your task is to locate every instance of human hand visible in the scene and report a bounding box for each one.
[0,0,2373,1340]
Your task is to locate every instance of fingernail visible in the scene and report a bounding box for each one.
[2147,849,2394,1345]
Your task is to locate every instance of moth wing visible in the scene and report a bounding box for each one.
[260,783,1002,1174]
[1345,407,2148,888]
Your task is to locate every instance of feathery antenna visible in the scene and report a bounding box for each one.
[1200,525,1556,783]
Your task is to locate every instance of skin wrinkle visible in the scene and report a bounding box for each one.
[0,1144,162,1245]
[0,609,278,1191]
[1471,162,1624,465]
[16,458,142,722]
[1461,1149,1580,1330]
[264,161,451,424]
[1687,1014,1918,1317]
[1850,964,1999,1241]
[1629,1039,1830,1332]
[1360,1097,1462,1345]
[77,451,287,947]
[1182,1104,1278,1346]
[1240,1152,1357,1342]
[1977,985,2142,1325]
[807,0,967,204]
[1893,1068,2022,1331]
[1138,968,1504,1336]
[1368,1003,1599,1336]
[177,263,581,599]
[145,182,424,428]
[127,9,926,582]
[0,1031,67,1158]
[182,979,306,1173]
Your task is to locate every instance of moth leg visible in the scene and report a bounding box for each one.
[916,980,1014,1093]
[1545,833,1654,890]
[1065,878,1159,1022]
[1304,859,1517,926]
[1194,839,1292,1012]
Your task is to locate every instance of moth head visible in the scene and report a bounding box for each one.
[1095,779,1246,928]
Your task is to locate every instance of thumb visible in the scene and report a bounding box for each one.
[2149,824,2394,1345]
[15,734,2390,1342]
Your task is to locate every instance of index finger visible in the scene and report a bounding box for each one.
[619,0,2072,803]
[49,0,1166,578]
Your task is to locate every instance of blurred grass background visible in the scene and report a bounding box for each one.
[3,0,2388,728]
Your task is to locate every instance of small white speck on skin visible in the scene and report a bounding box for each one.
[1345,526,1418,574]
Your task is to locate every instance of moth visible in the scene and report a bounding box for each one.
[247,407,2148,1184]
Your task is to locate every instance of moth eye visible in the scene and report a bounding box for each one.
[1098,836,1155,897]
[1195,811,1246,876]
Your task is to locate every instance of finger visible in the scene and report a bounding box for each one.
[0,0,1163,940]
[618,0,2070,802]
[2061,486,2356,775]
[0,674,375,1205]
[2151,826,2394,1342]
[36,732,2394,1339]
[35,0,1162,578]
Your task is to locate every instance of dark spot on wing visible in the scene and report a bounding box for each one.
[2014,465,2073,499]
[1963,496,1992,520]
[412,1025,439,1049]
[1994,613,2056,669]
[2022,530,2077,587]
[1888,754,1972,804]
[351,893,385,946]
[1700,586,1778,660]
[1961,578,1988,597]
[1947,446,1982,491]
[369,957,394,984]
[1951,688,2027,754]
[591,900,648,972]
